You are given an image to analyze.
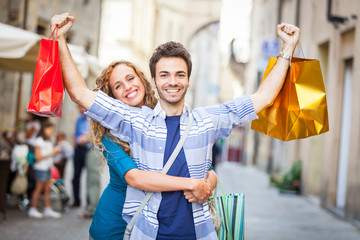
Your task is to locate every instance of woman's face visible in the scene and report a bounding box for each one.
[109,64,146,107]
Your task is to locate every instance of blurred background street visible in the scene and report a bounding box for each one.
[1,0,360,239]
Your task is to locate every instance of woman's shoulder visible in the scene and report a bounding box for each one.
[101,135,126,153]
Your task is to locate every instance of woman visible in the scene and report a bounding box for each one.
[29,122,62,219]
[51,14,217,240]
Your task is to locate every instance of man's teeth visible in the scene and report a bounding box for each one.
[166,89,179,93]
[127,91,137,98]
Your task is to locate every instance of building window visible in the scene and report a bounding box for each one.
[36,18,50,36]
[36,25,46,35]
[85,40,91,53]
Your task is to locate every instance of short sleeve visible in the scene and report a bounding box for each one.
[101,135,137,184]
[34,137,43,147]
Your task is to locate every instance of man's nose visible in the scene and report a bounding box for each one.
[168,75,177,85]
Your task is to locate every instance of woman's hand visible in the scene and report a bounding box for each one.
[50,13,75,41]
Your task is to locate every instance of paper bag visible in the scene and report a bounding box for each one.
[27,26,63,117]
[216,193,245,240]
[251,57,329,141]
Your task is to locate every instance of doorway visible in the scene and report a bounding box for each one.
[336,59,353,211]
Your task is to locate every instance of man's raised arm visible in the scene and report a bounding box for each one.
[250,23,300,114]
[51,13,96,110]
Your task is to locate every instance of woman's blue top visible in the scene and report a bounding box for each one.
[89,135,137,240]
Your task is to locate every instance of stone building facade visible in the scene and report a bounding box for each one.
[0,0,102,142]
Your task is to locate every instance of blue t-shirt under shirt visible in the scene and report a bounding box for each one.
[157,115,196,240]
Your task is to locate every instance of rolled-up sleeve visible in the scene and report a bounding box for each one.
[204,94,258,140]
[85,90,136,143]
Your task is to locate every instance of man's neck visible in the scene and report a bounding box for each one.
[159,99,184,116]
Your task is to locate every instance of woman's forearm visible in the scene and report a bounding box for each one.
[57,37,96,109]
[125,169,212,203]
[125,169,203,192]
[51,13,96,110]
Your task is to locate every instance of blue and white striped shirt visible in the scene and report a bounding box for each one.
[85,90,257,240]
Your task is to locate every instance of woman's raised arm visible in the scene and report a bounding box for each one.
[51,13,96,110]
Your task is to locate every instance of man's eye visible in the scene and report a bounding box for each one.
[160,74,167,78]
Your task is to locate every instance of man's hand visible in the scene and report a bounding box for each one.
[50,13,75,40]
[184,179,212,204]
[277,23,300,56]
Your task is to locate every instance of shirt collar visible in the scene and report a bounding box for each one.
[153,102,191,119]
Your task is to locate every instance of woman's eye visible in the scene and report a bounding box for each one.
[128,77,134,81]
[115,84,121,90]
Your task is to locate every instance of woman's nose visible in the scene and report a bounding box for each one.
[123,82,131,91]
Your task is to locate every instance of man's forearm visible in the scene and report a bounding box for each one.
[250,57,290,114]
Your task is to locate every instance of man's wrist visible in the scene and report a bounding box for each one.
[278,51,292,61]
[281,44,295,56]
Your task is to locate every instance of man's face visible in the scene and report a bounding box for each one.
[153,57,190,106]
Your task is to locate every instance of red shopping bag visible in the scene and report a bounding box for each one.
[27,26,64,117]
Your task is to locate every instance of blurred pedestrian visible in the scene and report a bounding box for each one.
[72,106,91,208]
[29,121,62,219]
[77,135,101,219]
[24,113,48,199]
[54,132,74,178]
[25,113,47,152]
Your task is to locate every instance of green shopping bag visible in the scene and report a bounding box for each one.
[215,183,245,240]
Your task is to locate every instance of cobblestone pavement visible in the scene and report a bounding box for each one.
[1,161,360,240]
[215,162,360,240]
[0,198,91,240]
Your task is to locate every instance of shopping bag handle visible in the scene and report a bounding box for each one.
[49,25,58,40]
[298,40,305,58]
[210,178,226,200]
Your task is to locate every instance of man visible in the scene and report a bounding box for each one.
[52,13,299,240]
[72,106,101,218]
[72,106,90,207]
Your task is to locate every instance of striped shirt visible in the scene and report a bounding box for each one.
[85,90,257,240]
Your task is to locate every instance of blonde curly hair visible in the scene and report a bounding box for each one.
[88,60,158,170]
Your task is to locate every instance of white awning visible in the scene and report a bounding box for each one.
[0,22,101,77]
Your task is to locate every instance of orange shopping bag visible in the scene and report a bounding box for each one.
[27,26,63,117]
[251,55,329,141]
